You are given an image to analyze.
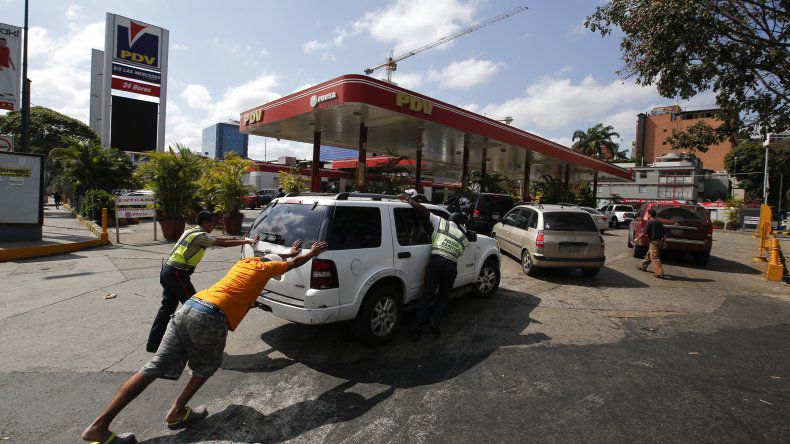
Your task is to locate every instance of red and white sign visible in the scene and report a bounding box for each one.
[111,77,160,97]
[116,195,155,205]
[115,207,155,218]
[0,135,13,152]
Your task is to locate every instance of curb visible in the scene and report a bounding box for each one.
[64,203,110,242]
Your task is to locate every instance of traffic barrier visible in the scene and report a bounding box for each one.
[765,237,785,282]
[753,204,772,262]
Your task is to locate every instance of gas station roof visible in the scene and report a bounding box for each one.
[239,74,633,184]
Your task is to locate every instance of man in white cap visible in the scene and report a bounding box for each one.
[82,239,327,443]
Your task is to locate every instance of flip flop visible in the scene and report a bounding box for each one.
[89,432,137,444]
[166,405,208,430]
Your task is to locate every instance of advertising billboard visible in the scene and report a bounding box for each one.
[112,15,163,71]
[0,152,42,225]
[0,23,22,111]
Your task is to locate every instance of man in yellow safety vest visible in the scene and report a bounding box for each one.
[146,211,258,352]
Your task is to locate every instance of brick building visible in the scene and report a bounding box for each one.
[635,105,735,171]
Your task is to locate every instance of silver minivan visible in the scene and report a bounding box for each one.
[493,204,606,277]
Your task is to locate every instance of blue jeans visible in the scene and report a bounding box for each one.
[146,265,196,352]
[415,255,458,334]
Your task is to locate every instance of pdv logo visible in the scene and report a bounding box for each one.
[115,18,161,69]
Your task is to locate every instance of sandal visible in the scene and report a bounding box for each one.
[166,405,208,430]
[88,432,137,444]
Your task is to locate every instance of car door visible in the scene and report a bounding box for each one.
[391,206,433,303]
[454,226,477,286]
[512,209,535,251]
[496,208,522,255]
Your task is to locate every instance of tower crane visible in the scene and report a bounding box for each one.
[364,4,528,83]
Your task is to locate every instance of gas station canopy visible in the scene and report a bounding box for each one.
[239,74,632,195]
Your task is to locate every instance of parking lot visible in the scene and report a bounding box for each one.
[1,213,789,442]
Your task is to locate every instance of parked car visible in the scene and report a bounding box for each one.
[600,204,635,228]
[444,193,515,234]
[578,206,609,234]
[242,192,501,345]
[242,193,261,209]
[627,203,713,265]
[493,204,605,277]
[257,189,278,205]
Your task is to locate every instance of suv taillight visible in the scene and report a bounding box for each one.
[706,224,713,237]
[536,230,544,247]
[311,259,339,289]
[473,209,480,219]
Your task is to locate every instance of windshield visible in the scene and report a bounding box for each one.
[543,212,597,232]
[477,195,514,214]
[249,203,329,246]
[615,205,634,212]
[580,207,602,215]
[654,206,707,222]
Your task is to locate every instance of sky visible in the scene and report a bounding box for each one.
[1,0,717,161]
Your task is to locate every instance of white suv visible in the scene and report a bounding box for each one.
[600,204,636,228]
[242,193,502,345]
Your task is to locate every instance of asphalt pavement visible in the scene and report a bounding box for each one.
[1,212,788,443]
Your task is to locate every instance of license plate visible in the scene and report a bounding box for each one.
[560,246,582,254]
[671,228,683,235]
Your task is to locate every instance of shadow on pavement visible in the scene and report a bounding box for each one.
[535,266,649,288]
[237,290,545,388]
[659,252,762,275]
[141,380,395,443]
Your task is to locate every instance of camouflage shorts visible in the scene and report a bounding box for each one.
[141,304,228,380]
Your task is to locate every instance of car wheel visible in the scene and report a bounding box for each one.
[693,252,710,266]
[472,257,500,298]
[633,244,647,258]
[581,267,601,277]
[352,285,402,346]
[521,249,540,276]
[600,229,605,235]
[610,216,618,228]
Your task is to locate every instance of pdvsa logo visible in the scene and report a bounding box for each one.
[115,18,161,69]
[309,91,337,108]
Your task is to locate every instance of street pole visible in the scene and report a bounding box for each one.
[20,0,30,152]
[763,145,770,204]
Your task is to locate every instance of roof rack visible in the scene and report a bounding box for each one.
[283,192,338,198]
[335,192,402,201]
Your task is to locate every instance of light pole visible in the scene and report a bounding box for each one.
[20,0,30,152]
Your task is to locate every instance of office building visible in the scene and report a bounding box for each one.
[635,105,735,171]
[202,121,249,159]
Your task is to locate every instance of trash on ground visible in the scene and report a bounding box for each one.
[688,352,700,355]
[104,293,117,300]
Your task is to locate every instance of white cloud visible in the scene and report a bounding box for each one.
[172,43,189,51]
[259,48,269,56]
[391,72,424,90]
[303,40,330,53]
[65,5,83,20]
[569,20,586,36]
[320,52,336,62]
[181,84,213,109]
[248,137,313,162]
[291,83,315,93]
[427,58,502,90]
[355,0,477,52]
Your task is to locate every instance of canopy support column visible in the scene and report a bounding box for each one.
[461,137,470,191]
[415,148,423,193]
[355,123,367,192]
[593,171,599,202]
[311,131,321,192]
[564,164,570,200]
[522,152,531,202]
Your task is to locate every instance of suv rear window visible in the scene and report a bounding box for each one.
[476,195,514,214]
[654,206,707,222]
[615,205,634,212]
[326,206,381,250]
[249,203,329,246]
[542,212,597,232]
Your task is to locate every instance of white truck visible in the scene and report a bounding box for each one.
[242,193,502,345]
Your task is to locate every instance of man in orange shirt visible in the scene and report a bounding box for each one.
[82,240,327,444]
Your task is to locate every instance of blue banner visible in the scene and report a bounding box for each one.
[112,63,161,85]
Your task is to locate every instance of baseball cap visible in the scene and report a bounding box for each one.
[262,253,284,262]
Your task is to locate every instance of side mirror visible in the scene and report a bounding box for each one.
[466,230,478,242]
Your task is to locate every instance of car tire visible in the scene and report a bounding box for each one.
[352,285,402,346]
[600,229,605,235]
[611,216,618,228]
[472,257,500,298]
[633,244,647,258]
[521,249,540,276]
[693,252,710,266]
[581,267,601,277]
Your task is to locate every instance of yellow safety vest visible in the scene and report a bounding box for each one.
[166,227,209,270]
[431,219,470,261]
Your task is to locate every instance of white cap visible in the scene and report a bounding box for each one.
[404,189,418,197]
[263,253,284,262]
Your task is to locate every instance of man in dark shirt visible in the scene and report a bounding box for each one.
[636,209,665,278]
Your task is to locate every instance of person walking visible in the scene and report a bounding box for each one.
[146,211,258,353]
[636,208,666,279]
[81,240,328,443]
[399,192,474,341]
[276,187,285,198]
[53,191,62,210]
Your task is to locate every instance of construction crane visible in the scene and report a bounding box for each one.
[364,4,529,83]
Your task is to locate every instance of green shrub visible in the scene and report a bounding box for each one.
[81,189,114,223]
[712,220,725,228]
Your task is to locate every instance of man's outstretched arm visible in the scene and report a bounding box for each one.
[287,241,328,270]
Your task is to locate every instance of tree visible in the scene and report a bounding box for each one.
[134,144,206,220]
[723,138,790,206]
[0,106,100,186]
[586,1,789,136]
[530,175,574,204]
[50,142,134,197]
[664,121,723,156]
[278,167,307,194]
[572,124,621,160]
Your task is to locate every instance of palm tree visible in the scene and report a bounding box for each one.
[50,141,134,196]
[571,124,621,161]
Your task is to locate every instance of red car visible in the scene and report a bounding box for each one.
[628,203,713,265]
[242,193,261,209]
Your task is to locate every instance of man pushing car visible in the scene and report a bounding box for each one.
[81,239,327,444]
